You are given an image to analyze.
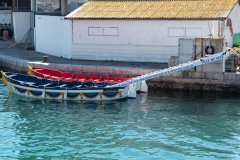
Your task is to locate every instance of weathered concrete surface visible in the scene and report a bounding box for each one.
[0,41,240,93]
[148,71,240,93]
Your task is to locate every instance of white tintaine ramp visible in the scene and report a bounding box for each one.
[111,51,231,97]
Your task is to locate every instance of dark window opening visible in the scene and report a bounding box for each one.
[0,0,12,10]
[12,0,31,12]
[36,0,61,15]
[17,0,31,12]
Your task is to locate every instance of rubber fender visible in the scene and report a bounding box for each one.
[205,46,215,55]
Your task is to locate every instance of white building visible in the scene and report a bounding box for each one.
[34,0,86,58]
[0,0,84,52]
[8,0,240,63]
[0,0,32,43]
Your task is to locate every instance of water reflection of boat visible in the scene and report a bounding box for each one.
[1,94,127,113]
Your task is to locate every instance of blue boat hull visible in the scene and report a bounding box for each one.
[1,71,129,101]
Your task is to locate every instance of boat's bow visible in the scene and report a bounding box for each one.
[0,71,13,93]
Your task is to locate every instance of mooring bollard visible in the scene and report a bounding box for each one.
[42,56,49,63]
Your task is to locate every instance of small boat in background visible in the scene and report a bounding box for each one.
[27,66,131,83]
[0,71,130,101]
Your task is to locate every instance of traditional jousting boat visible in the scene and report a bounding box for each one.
[0,71,131,101]
[27,65,148,93]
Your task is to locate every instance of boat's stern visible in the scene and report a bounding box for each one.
[128,84,137,99]
[27,65,34,76]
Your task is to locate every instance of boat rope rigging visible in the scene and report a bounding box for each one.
[110,51,232,88]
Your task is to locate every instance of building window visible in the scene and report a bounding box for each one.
[0,0,12,9]
[36,0,61,15]
[168,27,185,37]
[168,27,202,37]
[88,27,119,37]
[67,0,88,13]
[76,0,88,7]
[13,0,31,12]
[35,0,88,15]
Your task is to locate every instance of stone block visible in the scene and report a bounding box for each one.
[6,58,17,66]
[213,73,224,80]
[225,80,237,85]
[171,71,182,78]
[82,65,97,74]
[205,72,214,79]
[1,57,6,64]
[22,61,30,73]
[0,55,8,63]
[194,72,206,79]
[7,59,17,71]
[188,71,194,78]
[46,63,57,70]
[0,56,4,62]
[162,73,171,77]
[55,64,68,72]
[96,66,113,75]
[131,68,151,76]
[67,65,83,73]
[235,73,240,80]
[181,71,190,78]
[112,67,133,76]
[16,60,25,72]
[225,72,236,80]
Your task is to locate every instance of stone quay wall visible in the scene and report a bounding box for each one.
[1,54,240,93]
[148,71,240,93]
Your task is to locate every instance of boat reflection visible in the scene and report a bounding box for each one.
[1,94,132,114]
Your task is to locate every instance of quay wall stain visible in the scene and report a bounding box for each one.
[148,72,240,93]
[1,55,240,93]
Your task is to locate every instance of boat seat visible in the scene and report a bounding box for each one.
[19,81,28,85]
[41,83,52,87]
[50,76,60,80]
[18,81,35,86]
[58,84,67,88]
[35,69,44,71]
[74,85,83,88]
[43,74,51,79]
[26,82,36,86]
[8,75,17,78]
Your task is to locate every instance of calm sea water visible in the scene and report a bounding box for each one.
[0,82,240,160]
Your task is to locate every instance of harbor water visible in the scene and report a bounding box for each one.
[0,82,239,160]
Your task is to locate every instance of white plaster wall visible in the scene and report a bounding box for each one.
[224,3,240,48]
[71,20,220,63]
[12,12,31,42]
[0,10,11,24]
[35,15,72,58]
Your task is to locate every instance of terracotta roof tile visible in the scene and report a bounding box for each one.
[65,0,238,20]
